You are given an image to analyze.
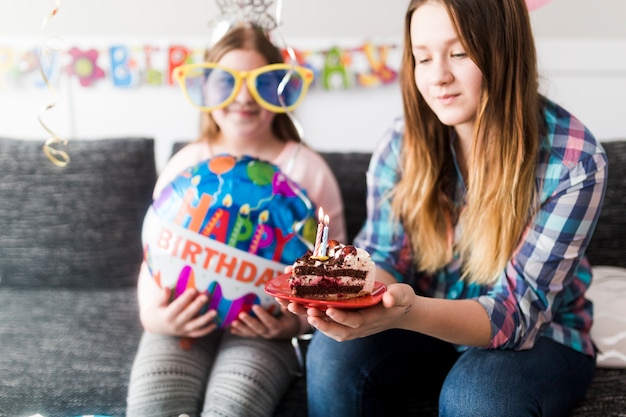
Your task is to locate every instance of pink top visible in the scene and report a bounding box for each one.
[154,141,347,243]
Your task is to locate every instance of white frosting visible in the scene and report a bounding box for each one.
[292,243,376,294]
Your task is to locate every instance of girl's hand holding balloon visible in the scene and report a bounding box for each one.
[140,286,218,338]
[230,304,303,339]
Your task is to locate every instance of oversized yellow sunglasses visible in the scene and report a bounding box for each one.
[173,63,315,113]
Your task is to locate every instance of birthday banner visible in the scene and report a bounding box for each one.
[0,39,400,91]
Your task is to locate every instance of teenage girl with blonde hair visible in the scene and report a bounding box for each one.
[281,0,606,415]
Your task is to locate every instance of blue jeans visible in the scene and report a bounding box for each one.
[306,329,596,417]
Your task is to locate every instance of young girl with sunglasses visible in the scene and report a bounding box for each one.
[126,24,346,417]
[280,0,606,416]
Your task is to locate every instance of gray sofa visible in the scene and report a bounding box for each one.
[1,137,625,417]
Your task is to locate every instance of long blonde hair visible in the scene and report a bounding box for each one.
[197,24,302,144]
[393,0,542,285]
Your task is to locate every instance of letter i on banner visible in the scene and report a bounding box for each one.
[144,45,163,86]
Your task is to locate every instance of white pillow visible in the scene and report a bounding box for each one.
[587,266,626,368]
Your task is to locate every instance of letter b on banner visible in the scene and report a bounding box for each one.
[110,45,133,87]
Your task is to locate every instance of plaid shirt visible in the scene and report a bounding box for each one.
[354,99,607,356]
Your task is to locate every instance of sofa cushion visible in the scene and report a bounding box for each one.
[0,137,157,289]
[0,287,142,416]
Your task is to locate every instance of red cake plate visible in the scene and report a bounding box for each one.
[264,272,386,311]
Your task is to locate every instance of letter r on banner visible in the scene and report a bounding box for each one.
[168,45,190,85]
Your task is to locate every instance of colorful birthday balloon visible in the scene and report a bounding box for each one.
[142,155,317,328]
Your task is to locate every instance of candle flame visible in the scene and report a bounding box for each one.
[259,210,269,223]
[318,207,324,222]
[324,214,329,225]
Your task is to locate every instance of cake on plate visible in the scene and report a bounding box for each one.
[289,240,376,300]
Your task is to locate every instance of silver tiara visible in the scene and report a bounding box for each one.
[209,0,281,45]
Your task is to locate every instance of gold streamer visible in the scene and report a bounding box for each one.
[40,0,61,30]
[39,0,70,167]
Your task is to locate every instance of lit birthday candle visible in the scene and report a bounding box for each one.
[320,214,330,257]
[312,207,324,257]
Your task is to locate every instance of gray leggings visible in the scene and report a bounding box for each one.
[126,331,300,417]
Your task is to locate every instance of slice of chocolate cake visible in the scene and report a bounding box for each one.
[289,240,376,300]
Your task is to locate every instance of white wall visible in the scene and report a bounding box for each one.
[1,1,625,171]
[3,1,626,39]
